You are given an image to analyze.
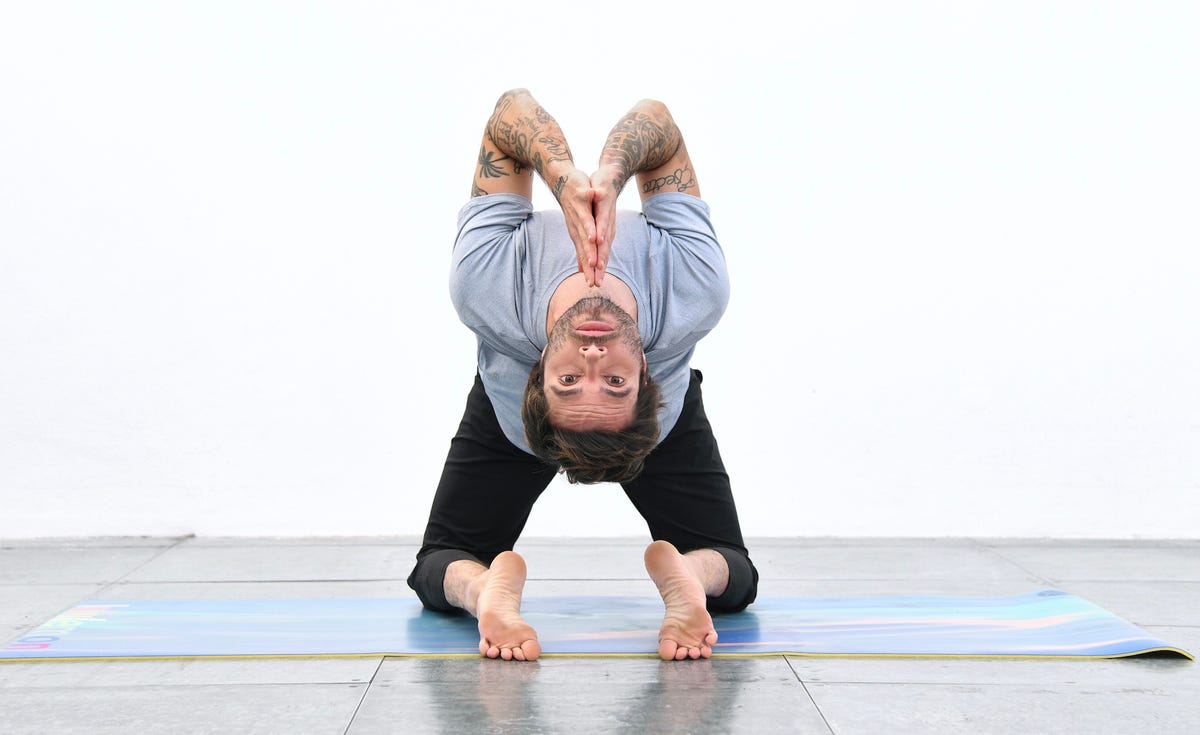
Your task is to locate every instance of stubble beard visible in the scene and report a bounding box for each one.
[545,296,643,356]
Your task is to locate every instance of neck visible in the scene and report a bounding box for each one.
[546,272,638,338]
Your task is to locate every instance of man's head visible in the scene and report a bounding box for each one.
[522,296,664,483]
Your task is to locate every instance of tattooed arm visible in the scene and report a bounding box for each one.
[473,89,601,283]
[595,99,699,201]
[590,100,700,282]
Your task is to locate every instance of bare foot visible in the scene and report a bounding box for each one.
[473,551,541,661]
[644,540,719,660]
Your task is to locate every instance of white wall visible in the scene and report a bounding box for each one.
[1,1,1197,539]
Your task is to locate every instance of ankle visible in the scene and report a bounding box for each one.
[683,549,730,598]
[443,559,488,614]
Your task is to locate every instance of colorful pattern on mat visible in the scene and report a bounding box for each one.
[1,590,1191,660]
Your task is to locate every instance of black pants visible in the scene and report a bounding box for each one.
[407,369,758,613]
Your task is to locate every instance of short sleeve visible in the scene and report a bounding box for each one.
[641,193,731,357]
[449,194,541,362]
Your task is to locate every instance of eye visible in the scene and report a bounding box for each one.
[559,375,578,385]
[606,376,626,386]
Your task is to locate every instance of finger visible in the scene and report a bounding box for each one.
[592,204,604,245]
[579,249,595,287]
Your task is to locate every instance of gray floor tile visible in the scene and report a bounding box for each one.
[750,543,1033,582]
[0,682,366,735]
[788,653,1198,690]
[979,538,1200,549]
[750,537,981,548]
[806,680,1200,735]
[0,657,380,688]
[988,544,1200,582]
[178,535,422,547]
[372,655,799,684]
[349,657,831,735]
[1053,581,1200,626]
[754,578,1049,597]
[517,536,653,547]
[1143,626,1200,657]
[102,579,415,600]
[122,543,418,583]
[0,546,172,584]
[516,542,651,579]
[0,583,101,640]
[0,537,182,549]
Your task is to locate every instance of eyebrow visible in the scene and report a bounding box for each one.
[548,386,633,399]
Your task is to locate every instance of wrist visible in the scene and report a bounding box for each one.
[592,161,627,194]
[543,161,584,202]
[542,158,578,184]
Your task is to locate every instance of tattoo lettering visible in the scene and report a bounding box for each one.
[552,175,566,200]
[538,135,573,165]
[641,165,697,194]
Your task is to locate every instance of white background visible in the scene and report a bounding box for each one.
[1,1,1197,539]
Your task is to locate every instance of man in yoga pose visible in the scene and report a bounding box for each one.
[407,89,757,661]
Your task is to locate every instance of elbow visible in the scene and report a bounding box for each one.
[496,87,532,104]
[635,98,671,117]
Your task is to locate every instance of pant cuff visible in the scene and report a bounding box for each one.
[407,548,484,612]
[707,546,759,612]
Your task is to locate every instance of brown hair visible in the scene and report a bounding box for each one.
[522,360,665,484]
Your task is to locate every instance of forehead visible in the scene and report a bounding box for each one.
[546,393,637,431]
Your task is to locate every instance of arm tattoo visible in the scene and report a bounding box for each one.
[477,146,512,179]
[601,111,680,189]
[486,92,573,180]
[641,163,697,195]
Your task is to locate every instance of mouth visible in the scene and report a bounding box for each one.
[575,320,614,339]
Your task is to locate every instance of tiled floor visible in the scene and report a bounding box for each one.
[1,536,1196,734]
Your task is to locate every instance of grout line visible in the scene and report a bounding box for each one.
[102,578,413,586]
[2,536,202,645]
[969,540,1057,587]
[89,535,198,598]
[785,656,836,735]
[342,657,386,735]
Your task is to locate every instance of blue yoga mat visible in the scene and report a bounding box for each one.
[1,590,1191,661]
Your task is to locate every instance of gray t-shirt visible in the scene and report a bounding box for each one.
[450,191,729,454]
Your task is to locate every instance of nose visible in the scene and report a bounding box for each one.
[580,343,606,360]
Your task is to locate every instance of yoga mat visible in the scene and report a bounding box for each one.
[1,590,1191,661]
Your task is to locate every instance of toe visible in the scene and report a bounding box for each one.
[523,640,542,661]
[659,640,678,661]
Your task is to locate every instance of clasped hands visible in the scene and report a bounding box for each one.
[556,163,624,288]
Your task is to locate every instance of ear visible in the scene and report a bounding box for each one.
[641,353,649,384]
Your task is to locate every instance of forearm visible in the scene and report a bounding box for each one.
[597,99,683,193]
[485,88,577,200]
